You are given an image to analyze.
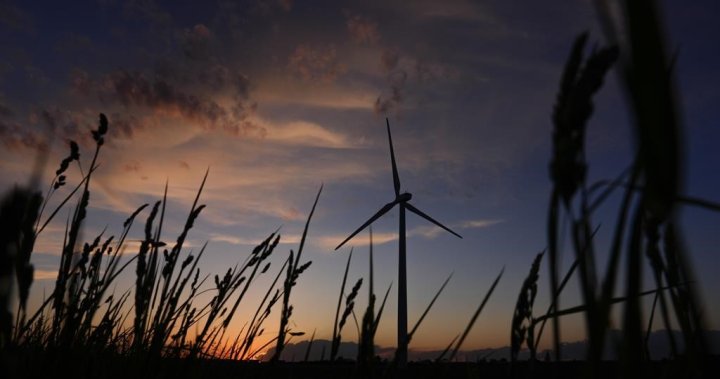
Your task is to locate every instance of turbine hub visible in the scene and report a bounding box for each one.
[397,192,412,202]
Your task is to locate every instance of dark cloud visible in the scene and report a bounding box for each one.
[179,24,212,60]
[414,60,460,82]
[0,1,33,31]
[374,70,406,116]
[222,119,266,138]
[110,112,144,139]
[210,0,292,41]
[179,161,190,170]
[103,70,227,123]
[8,107,130,149]
[0,115,46,151]
[231,100,256,121]
[0,98,13,117]
[234,73,251,100]
[37,107,86,139]
[200,64,231,91]
[381,48,400,72]
[71,69,262,138]
[70,69,94,96]
[346,14,381,45]
[375,48,407,115]
[374,47,459,115]
[287,44,346,83]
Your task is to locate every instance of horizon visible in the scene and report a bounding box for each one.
[258,328,720,362]
[1,0,719,357]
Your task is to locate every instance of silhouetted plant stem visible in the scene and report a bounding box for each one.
[272,185,321,362]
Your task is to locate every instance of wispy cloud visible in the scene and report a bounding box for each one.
[34,269,58,281]
[458,219,504,229]
[261,119,354,148]
[287,44,347,83]
[315,218,502,250]
[316,230,398,251]
[210,232,302,247]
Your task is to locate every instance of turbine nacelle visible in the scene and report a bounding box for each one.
[396,192,412,203]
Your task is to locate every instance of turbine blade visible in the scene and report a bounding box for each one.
[386,118,401,197]
[335,200,398,250]
[405,203,462,239]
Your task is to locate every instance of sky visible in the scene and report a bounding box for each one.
[1,0,719,354]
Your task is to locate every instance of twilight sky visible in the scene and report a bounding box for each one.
[1,0,719,353]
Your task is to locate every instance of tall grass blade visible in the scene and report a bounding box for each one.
[408,272,453,343]
[449,267,504,361]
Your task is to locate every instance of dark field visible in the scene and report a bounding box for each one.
[4,350,720,379]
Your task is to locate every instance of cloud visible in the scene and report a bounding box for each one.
[0,99,48,151]
[105,70,223,119]
[0,117,46,151]
[124,161,141,173]
[67,115,372,225]
[316,218,501,250]
[316,230,398,251]
[108,111,146,139]
[180,24,213,60]
[209,233,263,246]
[261,119,354,148]
[374,70,406,115]
[254,78,376,110]
[381,49,400,72]
[33,269,58,281]
[279,206,301,221]
[0,1,34,31]
[70,69,93,96]
[38,107,93,140]
[73,70,263,138]
[374,46,461,115]
[346,14,381,45]
[0,99,12,117]
[414,60,460,82]
[287,44,347,83]
[210,232,302,247]
[459,219,503,229]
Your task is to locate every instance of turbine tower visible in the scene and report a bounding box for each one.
[335,118,462,366]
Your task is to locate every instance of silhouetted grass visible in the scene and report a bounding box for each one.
[519,2,713,379]
[1,114,317,375]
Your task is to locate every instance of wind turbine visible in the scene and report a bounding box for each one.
[335,118,462,366]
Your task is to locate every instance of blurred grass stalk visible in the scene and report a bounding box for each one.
[538,0,709,377]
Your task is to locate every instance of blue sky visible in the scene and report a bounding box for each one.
[1,0,718,352]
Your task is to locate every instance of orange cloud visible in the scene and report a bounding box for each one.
[287,44,347,83]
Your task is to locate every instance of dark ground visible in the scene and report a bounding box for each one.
[2,349,719,379]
